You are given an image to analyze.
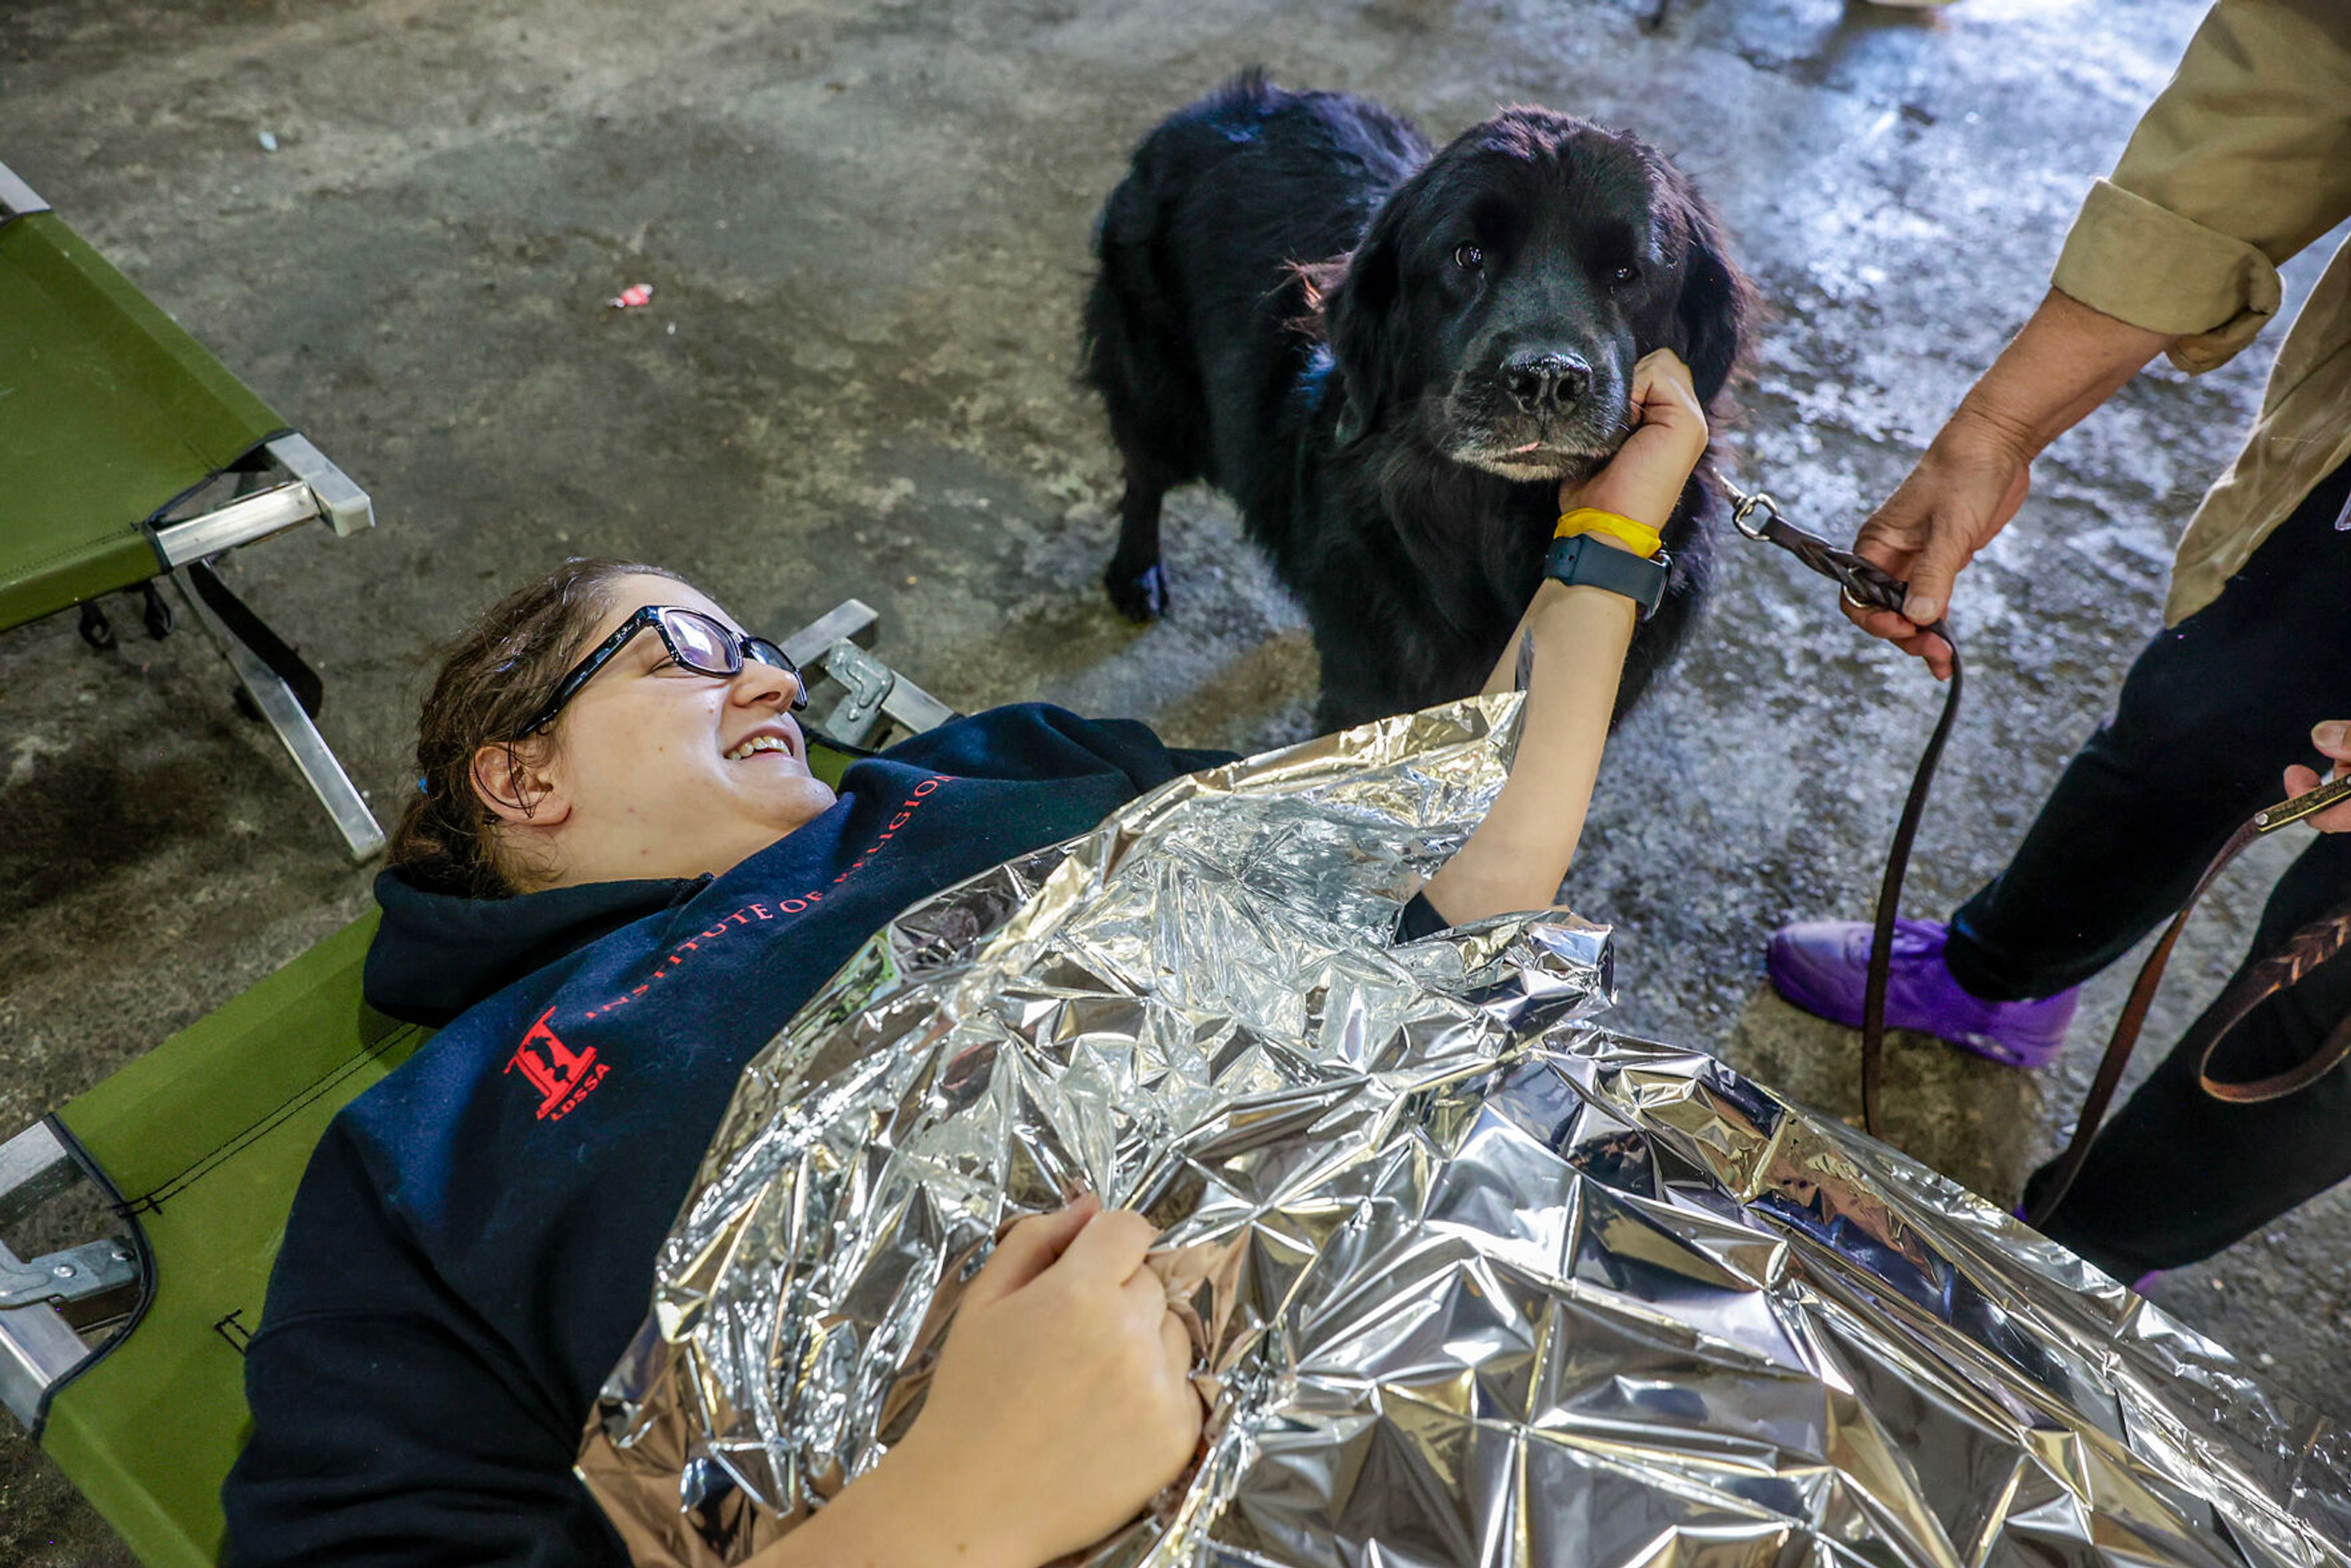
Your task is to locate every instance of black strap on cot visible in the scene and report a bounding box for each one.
[185,558,327,719]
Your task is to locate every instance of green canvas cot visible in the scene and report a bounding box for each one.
[0,156,381,859]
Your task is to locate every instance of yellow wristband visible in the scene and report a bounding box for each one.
[1554,508,1663,559]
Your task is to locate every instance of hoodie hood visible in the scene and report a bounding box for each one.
[364,868,709,1027]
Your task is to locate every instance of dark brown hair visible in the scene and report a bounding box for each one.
[388,559,686,899]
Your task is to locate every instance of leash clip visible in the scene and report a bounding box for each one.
[1727,485,1783,542]
[1724,480,1907,618]
[2252,772,2351,835]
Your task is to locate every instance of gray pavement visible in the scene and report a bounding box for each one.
[2,0,2345,1560]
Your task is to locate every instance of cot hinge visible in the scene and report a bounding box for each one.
[0,1240,137,1310]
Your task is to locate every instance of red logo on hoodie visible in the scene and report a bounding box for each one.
[506,1008,607,1120]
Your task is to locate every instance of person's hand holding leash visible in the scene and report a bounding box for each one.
[1842,406,2029,679]
[1842,290,2178,681]
[2284,721,2351,834]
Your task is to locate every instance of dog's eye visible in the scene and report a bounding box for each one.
[1452,243,1484,272]
[1611,264,1640,287]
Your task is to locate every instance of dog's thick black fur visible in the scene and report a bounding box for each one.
[1082,73,1750,730]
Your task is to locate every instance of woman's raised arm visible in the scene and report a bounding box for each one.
[1423,350,1711,928]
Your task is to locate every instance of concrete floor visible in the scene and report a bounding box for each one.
[2,0,2346,1559]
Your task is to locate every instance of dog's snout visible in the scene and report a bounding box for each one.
[1499,349,1591,414]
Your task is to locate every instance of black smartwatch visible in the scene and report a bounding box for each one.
[1542,533,1671,620]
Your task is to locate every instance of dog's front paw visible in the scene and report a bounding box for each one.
[1104,561,1171,621]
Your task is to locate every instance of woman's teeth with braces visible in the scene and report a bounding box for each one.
[726,735,792,761]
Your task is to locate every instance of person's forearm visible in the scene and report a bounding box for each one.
[1480,593,1542,696]
[1955,288,2177,459]
[1423,577,1636,924]
[741,1451,1029,1568]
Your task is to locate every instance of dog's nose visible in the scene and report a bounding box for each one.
[1500,349,1591,414]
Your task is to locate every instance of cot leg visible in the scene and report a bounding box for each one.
[174,565,385,861]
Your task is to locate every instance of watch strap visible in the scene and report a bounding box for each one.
[1543,533,1670,620]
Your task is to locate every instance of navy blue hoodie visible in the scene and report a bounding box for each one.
[223,706,1231,1567]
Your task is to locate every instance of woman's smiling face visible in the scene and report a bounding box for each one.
[478,573,839,890]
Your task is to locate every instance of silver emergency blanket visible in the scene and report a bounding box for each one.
[582,696,2351,1566]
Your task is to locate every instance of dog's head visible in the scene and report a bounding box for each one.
[1322,108,1749,481]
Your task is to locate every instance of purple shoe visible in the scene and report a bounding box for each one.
[1766,917,2079,1069]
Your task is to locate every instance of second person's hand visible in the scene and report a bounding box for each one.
[1840,288,2179,681]
[1842,403,2032,680]
[2282,721,2351,834]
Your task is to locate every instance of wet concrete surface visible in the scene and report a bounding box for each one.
[2,0,2346,1559]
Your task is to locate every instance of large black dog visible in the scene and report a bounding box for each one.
[1082,74,1750,730]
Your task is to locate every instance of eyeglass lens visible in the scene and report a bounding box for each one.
[661,609,738,675]
[658,611,805,709]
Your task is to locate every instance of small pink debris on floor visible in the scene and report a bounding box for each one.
[608,282,654,309]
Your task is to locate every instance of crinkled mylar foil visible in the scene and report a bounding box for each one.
[580,696,2351,1567]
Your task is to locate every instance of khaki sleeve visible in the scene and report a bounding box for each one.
[2050,0,2351,374]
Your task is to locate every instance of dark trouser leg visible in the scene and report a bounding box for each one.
[2021,828,2351,1280]
[1941,459,2351,1002]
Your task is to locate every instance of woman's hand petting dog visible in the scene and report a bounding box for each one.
[1559,350,1710,536]
[1429,353,1712,928]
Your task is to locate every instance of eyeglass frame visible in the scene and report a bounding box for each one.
[511,604,807,739]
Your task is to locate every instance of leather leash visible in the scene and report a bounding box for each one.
[1728,481,2351,1206]
[1725,483,1960,1138]
[2025,773,2351,1227]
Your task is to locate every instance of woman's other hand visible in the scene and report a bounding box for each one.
[880,1198,1202,1567]
[1559,349,1709,534]
[2282,721,2351,833]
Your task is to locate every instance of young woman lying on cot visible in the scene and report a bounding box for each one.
[221,351,1709,1568]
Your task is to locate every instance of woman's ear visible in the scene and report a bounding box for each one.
[1324,217,1406,447]
[1667,189,1751,410]
[470,740,571,830]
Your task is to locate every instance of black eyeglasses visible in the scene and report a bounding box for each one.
[512,606,806,738]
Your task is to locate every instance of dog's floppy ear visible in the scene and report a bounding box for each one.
[1322,208,1409,446]
[1667,188,1750,410]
